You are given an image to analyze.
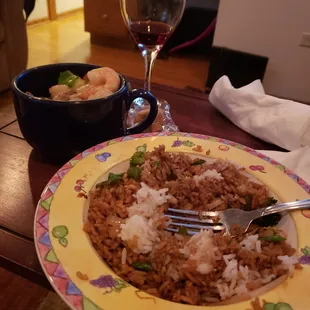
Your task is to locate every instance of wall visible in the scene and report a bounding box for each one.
[27,0,49,22]
[213,0,310,103]
[56,0,84,14]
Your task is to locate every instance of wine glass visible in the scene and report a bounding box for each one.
[120,0,186,131]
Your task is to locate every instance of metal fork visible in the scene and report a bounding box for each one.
[165,198,310,235]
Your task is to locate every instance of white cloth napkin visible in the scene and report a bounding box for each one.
[260,147,310,185]
[209,76,310,185]
[209,76,310,151]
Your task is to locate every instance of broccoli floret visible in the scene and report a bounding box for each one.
[130,152,145,166]
[132,261,152,272]
[96,173,124,188]
[127,166,142,181]
[259,235,286,243]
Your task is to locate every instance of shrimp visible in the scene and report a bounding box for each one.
[87,67,120,92]
[68,94,82,102]
[77,84,113,100]
[76,84,96,100]
[49,84,70,98]
[88,86,113,100]
[49,84,71,101]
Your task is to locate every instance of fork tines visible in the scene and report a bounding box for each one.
[165,208,224,235]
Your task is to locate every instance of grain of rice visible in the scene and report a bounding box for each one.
[119,215,159,254]
[278,255,299,276]
[194,169,224,183]
[119,248,126,265]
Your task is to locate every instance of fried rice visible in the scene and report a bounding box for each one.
[84,145,299,305]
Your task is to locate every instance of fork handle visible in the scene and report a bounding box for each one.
[261,198,310,216]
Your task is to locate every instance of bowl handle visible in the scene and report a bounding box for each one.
[125,89,158,134]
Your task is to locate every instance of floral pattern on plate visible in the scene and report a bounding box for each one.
[52,225,69,247]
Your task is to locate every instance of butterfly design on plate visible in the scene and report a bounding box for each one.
[95,152,111,162]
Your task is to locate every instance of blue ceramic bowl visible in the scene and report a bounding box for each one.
[11,63,158,162]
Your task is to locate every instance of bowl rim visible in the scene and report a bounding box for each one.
[11,63,128,106]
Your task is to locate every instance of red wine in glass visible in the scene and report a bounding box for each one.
[120,0,185,131]
[129,21,173,48]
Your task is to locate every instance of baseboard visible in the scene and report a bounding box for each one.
[27,17,50,26]
[57,7,84,19]
[27,7,83,27]
[206,46,268,90]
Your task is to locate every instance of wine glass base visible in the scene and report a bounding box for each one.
[127,97,179,132]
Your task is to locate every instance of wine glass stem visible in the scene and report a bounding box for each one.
[142,47,159,92]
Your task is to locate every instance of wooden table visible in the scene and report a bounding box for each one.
[0,78,283,309]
